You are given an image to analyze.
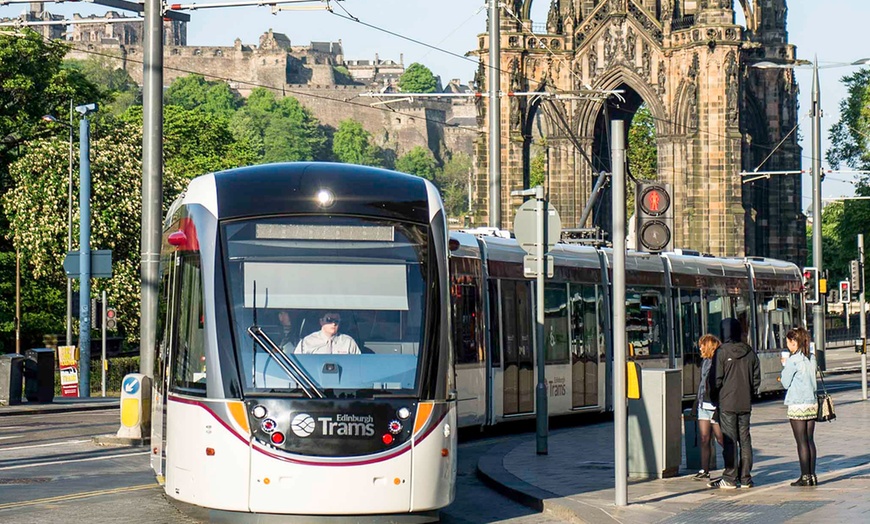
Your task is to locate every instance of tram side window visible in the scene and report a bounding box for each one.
[760,292,793,350]
[678,289,702,358]
[453,282,480,364]
[544,283,569,364]
[626,289,666,357]
[489,281,501,367]
[171,256,207,395]
[155,253,174,391]
[706,292,724,337]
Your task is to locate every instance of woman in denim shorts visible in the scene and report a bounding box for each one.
[781,326,817,486]
[694,334,724,480]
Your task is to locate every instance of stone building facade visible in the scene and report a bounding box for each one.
[474,0,805,264]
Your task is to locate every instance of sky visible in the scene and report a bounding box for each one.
[3,0,869,207]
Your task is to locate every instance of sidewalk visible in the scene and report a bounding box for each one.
[478,387,870,523]
[0,396,118,417]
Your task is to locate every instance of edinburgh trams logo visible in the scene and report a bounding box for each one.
[290,413,375,438]
[290,413,317,437]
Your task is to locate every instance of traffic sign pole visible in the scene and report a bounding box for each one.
[512,186,562,457]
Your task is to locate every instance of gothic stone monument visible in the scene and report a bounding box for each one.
[474,0,805,264]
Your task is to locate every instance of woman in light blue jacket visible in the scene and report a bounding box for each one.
[781,327,817,487]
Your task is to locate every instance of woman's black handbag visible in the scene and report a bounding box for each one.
[816,369,836,422]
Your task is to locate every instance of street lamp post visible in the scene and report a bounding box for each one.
[76,102,97,397]
[41,101,75,346]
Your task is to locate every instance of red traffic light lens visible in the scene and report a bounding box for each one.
[106,309,116,319]
[640,186,670,216]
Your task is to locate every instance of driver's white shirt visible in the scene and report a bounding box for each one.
[294,331,360,354]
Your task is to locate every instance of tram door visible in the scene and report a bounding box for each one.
[680,290,702,397]
[501,280,534,415]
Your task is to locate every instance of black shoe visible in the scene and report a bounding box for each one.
[790,475,812,487]
[693,470,710,481]
[708,478,737,489]
[739,480,754,489]
[809,474,818,486]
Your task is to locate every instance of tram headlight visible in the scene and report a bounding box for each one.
[397,407,411,420]
[252,405,267,419]
[315,189,335,208]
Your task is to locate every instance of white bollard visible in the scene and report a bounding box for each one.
[116,373,152,441]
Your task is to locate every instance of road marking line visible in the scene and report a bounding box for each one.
[0,483,157,511]
[0,436,20,441]
[0,451,149,471]
[0,439,91,452]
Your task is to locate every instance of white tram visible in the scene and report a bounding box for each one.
[151,163,455,521]
[448,231,805,428]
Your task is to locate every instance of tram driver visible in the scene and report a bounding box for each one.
[294,312,361,355]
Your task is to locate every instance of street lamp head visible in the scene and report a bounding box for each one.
[41,114,58,123]
[74,103,98,116]
[852,58,870,66]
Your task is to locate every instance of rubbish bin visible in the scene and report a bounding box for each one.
[0,353,25,406]
[684,407,717,473]
[628,368,681,478]
[24,348,55,403]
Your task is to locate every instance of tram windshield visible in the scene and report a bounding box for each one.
[222,216,429,398]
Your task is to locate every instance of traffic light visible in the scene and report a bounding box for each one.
[851,259,862,293]
[635,181,674,253]
[839,281,851,304]
[802,267,819,304]
[105,307,118,331]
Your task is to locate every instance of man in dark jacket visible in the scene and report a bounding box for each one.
[709,318,761,489]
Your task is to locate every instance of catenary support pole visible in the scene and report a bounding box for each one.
[488,0,501,228]
[78,113,92,397]
[140,0,164,379]
[811,58,826,371]
[611,120,627,506]
[860,234,867,400]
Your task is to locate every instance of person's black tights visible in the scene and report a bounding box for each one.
[790,418,816,476]
[699,419,724,472]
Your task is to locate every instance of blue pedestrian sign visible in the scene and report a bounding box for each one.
[122,376,140,395]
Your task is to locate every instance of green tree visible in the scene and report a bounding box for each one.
[529,143,547,189]
[332,119,382,166]
[165,74,242,120]
[64,57,140,115]
[437,152,473,219]
[827,68,870,172]
[627,104,658,213]
[0,31,103,351]
[229,88,327,162]
[395,146,437,181]
[397,63,438,94]
[3,106,257,345]
[824,68,870,297]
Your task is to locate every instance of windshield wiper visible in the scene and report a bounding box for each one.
[247,325,325,399]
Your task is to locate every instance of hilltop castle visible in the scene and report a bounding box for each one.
[5,3,476,160]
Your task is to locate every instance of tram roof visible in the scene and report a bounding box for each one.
[206,162,435,223]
